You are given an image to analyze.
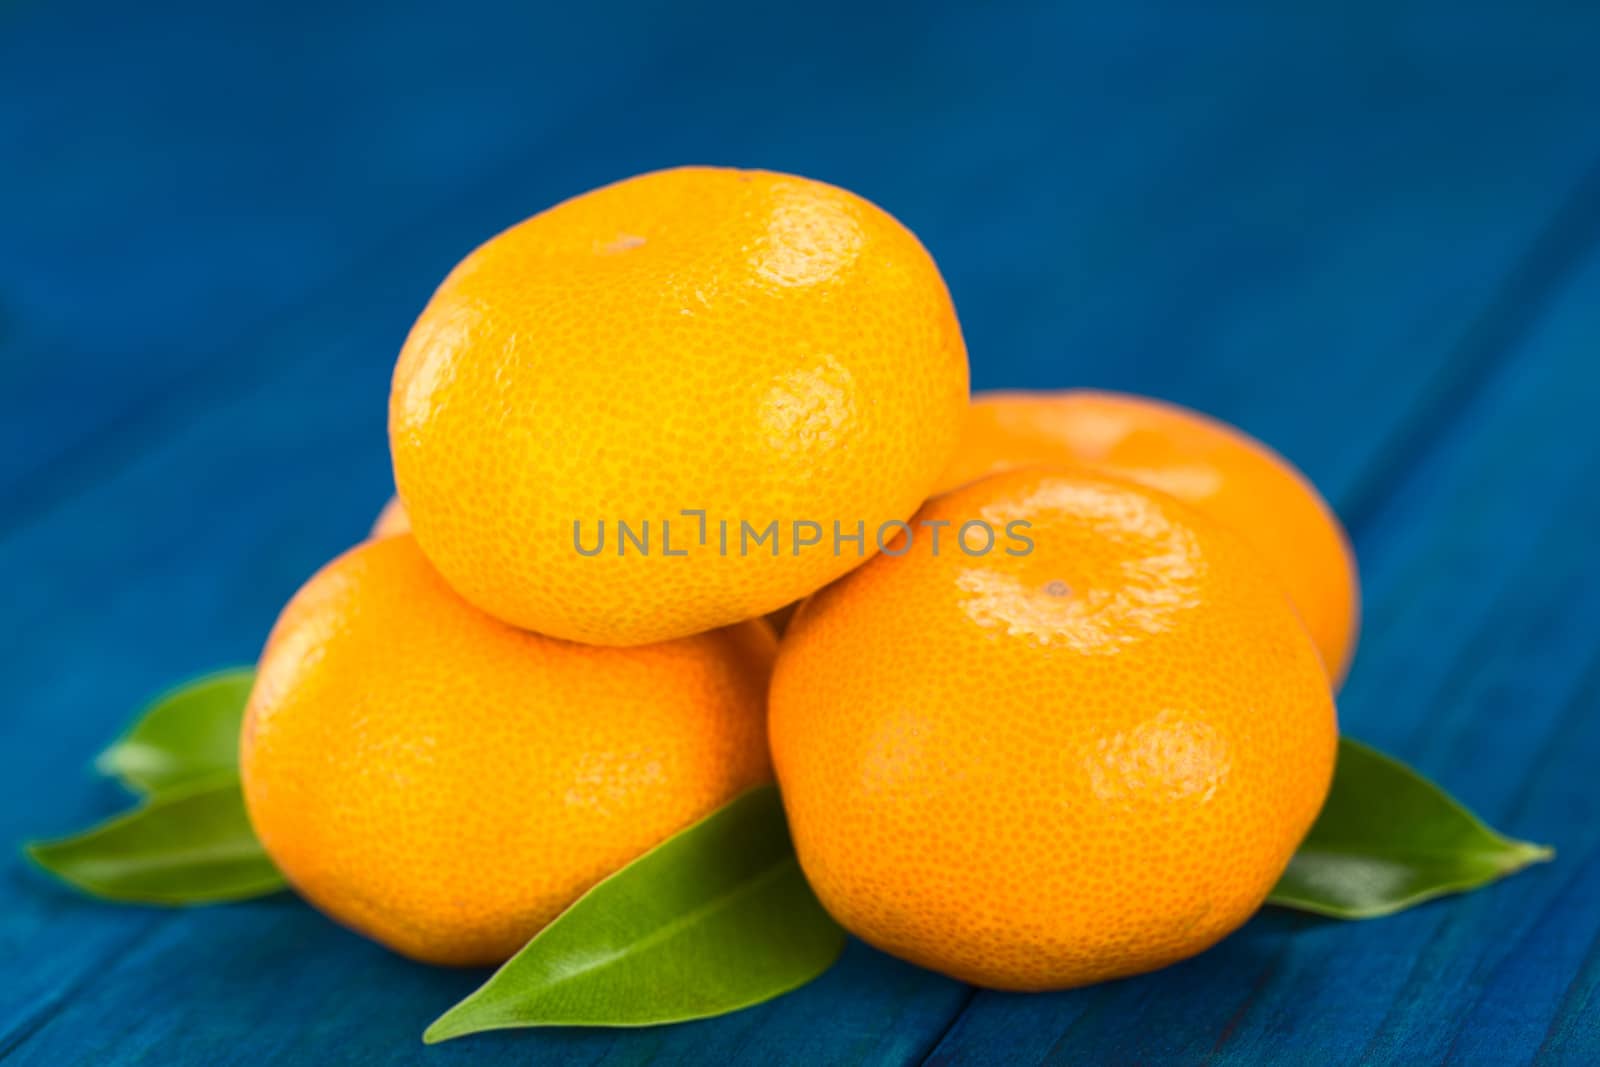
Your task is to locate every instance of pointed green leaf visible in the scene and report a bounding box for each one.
[26,776,284,904]
[425,785,845,1041]
[1269,737,1552,918]
[96,668,255,794]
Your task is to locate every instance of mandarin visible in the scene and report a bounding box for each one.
[770,468,1337,990]
[240,535,774,966]
[369,496,409,539]
[390,167,969,645]
[937,390,1359,682]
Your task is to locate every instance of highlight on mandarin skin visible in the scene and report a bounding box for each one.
[27,162,1553,1054]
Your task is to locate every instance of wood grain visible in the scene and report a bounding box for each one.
[4,1,1599,1063]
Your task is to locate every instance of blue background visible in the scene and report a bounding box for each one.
[5,2,1600,1063]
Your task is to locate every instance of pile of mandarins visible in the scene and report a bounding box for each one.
[241,168,1354,990]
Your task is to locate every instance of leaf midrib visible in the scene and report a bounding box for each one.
[525,857,798,993]
[55,838,271,871]
[1293,839,1548,868]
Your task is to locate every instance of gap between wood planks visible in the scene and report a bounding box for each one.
[914,154,1600,1066]
[0,30,694,545]
[0,916,165,1059]
[1337,156,1600,537]
[8,155,1600,1067]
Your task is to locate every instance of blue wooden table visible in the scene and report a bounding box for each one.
[5,2,1599,1062]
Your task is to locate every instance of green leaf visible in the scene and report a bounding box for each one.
[425,785,845,1042]
[25,776,284,904]
[1269,737,1553,918]
[96,668,255,794]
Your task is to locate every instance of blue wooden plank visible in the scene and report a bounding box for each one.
[0,262,977,1066]
[0,0,681,500]
[926,223,1600,1066]
[7,912,965,1066]
[4,2,1600,1064]
[7,2,1600,520]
